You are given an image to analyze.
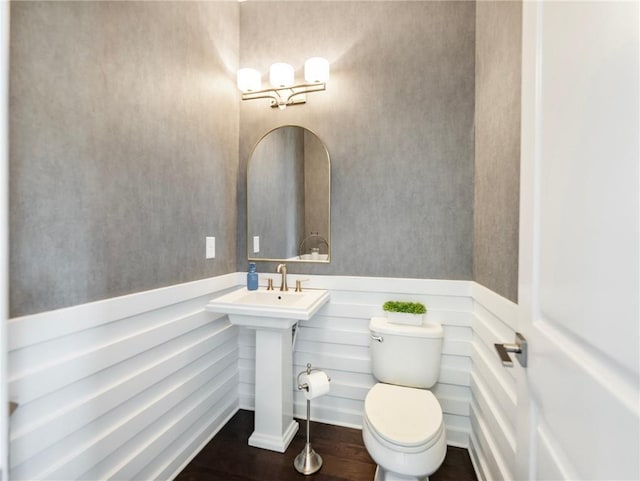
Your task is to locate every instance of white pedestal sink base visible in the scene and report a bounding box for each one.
[246,320,298,452]
[249,419,299,452]
[205,288,330,453]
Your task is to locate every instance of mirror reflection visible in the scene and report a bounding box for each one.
[247,126,330,262]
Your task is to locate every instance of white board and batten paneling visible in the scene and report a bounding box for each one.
[7,274,241,481]
[468,282,518,481]
[238,275,475,448]
[7,269,523,481]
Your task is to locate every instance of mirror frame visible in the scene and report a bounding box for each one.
[246,125,331,263]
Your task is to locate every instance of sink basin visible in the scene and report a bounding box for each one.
[205,285,330,452]
[206,287,329,322]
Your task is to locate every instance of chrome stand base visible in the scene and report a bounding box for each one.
[294,442,323,475]
[294,368,328,476]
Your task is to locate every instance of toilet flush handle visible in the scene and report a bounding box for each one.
[370,334,383,343]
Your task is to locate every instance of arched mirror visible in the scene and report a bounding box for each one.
[247,126,330,263]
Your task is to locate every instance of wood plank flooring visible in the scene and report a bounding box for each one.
[175,410,477,481]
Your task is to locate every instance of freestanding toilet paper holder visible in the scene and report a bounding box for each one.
[294,363,331,475]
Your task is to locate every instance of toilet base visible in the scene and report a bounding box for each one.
[374,465,428,481]
[362,413,446,481]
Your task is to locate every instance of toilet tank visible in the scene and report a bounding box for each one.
[369,317,443,388]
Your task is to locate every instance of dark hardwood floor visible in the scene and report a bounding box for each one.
[175,410,477,481]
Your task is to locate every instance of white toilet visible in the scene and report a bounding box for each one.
[362,317,447,481]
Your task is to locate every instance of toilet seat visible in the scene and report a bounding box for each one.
[364,383,444,452]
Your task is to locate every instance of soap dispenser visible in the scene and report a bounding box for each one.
[247,262,258,291]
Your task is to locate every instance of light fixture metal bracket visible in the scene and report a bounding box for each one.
[241,82,326,109]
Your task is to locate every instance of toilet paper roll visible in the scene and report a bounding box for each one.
[304,371,330,400]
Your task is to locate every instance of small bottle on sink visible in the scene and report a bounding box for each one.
[247,262,258,291]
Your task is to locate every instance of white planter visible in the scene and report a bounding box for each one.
[385,311,424,326]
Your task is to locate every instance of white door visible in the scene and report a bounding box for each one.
[518,1,639,480]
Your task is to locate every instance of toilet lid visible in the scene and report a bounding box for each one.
[364,383,443,448]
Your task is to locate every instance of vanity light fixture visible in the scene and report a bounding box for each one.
[237,57,329,110]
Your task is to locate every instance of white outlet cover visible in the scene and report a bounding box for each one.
[206,236,215,259]
[253,236,260,253]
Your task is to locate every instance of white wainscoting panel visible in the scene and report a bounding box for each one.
[7,274,241,481]
[468,282,518,481]
[239,275,474,448]
[7,272,518,481]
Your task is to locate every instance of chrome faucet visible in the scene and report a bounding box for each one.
[276,263,288,291]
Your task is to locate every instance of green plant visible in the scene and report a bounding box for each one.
[382,301,427,315]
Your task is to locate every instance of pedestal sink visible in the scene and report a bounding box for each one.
[206,286,330,452]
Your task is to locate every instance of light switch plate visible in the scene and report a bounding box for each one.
[253,236,260,253]
[206,236,215,259]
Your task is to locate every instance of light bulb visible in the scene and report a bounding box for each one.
[269,63,294,88]
[237,68,261,92]
[304,57,330,84]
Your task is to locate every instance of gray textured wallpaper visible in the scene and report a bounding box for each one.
[473,1,522,303]
[237,1,476,280]
[10,1,521,316]
[10,2,239,316]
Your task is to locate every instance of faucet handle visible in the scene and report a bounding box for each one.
[266,278,274,290]
[294,279,309,292]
